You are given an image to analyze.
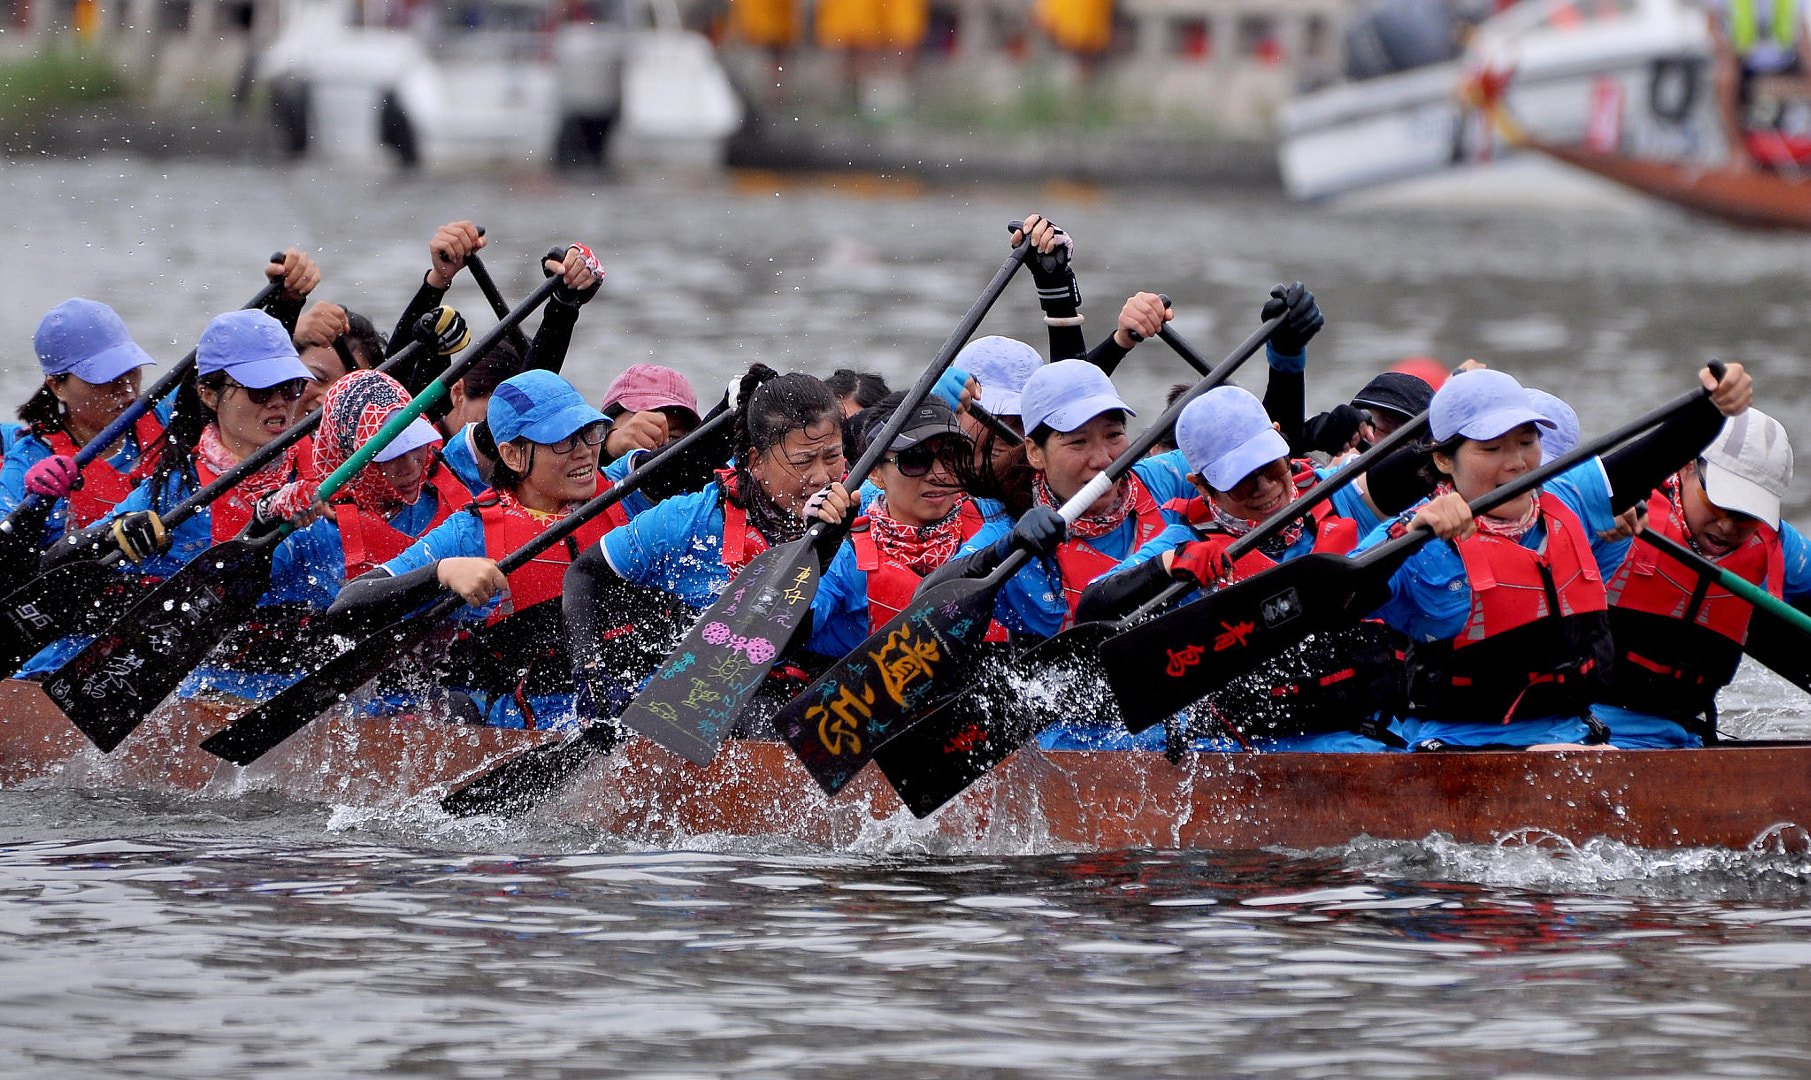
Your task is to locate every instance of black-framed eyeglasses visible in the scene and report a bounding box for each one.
[885,445,944,478]
[225,378,309,406]
[546,420,609,455]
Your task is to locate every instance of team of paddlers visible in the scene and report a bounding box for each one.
[1,213,1800,786]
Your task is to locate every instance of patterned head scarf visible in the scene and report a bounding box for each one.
[311,370,440,511]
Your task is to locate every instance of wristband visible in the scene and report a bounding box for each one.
[1043,314,1085,327]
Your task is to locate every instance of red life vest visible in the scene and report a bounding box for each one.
[1402,495,1613,725]
[39,414,165,528]
[195,459,259,543]
[1601,484,1783,722]
[1163,461,1360,582]
[331,458,473,580]
[847,499,1009,639]
[716,469,774,576]
[1053,472,1167,629]
[479,476,626,621]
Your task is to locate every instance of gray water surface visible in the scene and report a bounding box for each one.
[2,159,1811,1077]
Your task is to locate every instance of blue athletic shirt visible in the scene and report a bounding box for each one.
[599,481,738,611]
[437,424,486,495]
[1355,459,1622,747]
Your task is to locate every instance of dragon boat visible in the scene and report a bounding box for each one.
[2,679,1806,852]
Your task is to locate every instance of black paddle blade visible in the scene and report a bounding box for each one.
[0,564,147,675]
[200,614,439,765]
[1098,552,1392,725]
[45,538,276,752]
[773,576,1005,797]
[440,724,623,817]
[615,539,821,766]
[873,623,1114,818]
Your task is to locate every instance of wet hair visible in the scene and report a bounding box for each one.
[339,310,386,369]
[144,367,226,511]
[460,338,525,402]
[17,379,66,431]
[1415,432,1465,490]
[824,368,889,410]
[732,363,840,467]
[1027,409,1129,448]
[844,389,909,462]
[487,435,528,493]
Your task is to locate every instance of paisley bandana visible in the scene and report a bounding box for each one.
[312,370,439,513]
[867,493,965,576]
[1033,472,1128,541]
[197,423,294,503]
[1436,480,1542,540]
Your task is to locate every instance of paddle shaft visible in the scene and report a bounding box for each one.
[1636,527,1811,637]
[0,254,288,537]
[302,276,561,532]
[968,402,1022,447]
[811,238,1034,556]
[464,251,513,320]
[200,407,737,765]
[972,316,1284,593]
[1121,411,1433,627]
[1349,373,1723,579]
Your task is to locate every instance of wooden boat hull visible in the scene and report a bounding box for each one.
[2,680,1805,852]
[1532,140,1811,230]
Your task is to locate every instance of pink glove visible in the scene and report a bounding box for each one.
[24,455,80,498]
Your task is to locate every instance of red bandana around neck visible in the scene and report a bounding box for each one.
[868,493,965,575]
[1034,472,1129,540]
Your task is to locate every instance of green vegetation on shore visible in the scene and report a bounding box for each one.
[0,46,125,126]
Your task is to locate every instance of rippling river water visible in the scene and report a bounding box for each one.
[2,159,1811,1077]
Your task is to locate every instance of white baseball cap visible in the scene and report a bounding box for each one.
[1430,368,1557,442]
[1019,359,1135,436]
[1175,385,1290,491]
[1700,408,1793,528]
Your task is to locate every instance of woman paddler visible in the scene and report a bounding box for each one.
[184,370,473,700]
[21,308,320,677]
[919,359,1191,639]
[0,300,166,548]
[1361,364,1752,750]
[1070,384,1402,751]
[1593,408,1811,747]
[805,397,1012,658]
[328,369,627,728]
[561,364,857,721]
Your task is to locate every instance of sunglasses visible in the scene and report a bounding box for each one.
[225,378,309,406]
[546,420,609,455]
[885,445,948,478]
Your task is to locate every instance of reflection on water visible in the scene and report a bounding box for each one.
[3,160,1811,1077]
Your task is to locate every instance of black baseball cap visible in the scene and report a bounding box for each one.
[888,398,970,451]
[1351,371,1434,420]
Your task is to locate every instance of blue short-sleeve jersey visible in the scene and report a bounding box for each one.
[600,482,733,611]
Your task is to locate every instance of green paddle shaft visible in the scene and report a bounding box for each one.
[298,276,560,531]
[1638,528,1811,636]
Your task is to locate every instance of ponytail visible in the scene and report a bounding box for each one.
[144,368,219,512]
